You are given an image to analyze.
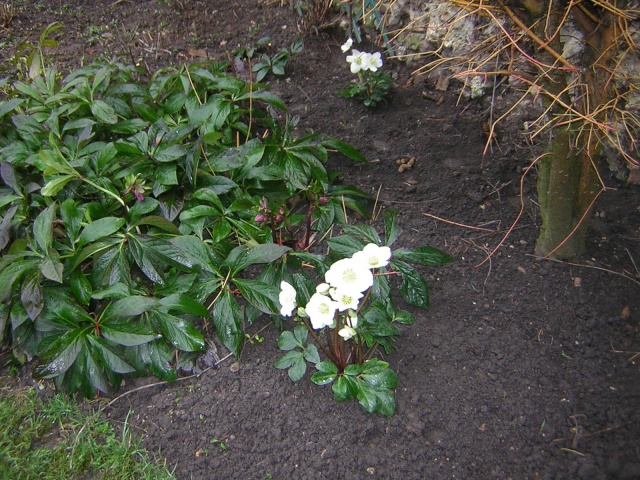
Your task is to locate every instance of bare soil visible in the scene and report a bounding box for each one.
[2,1,640,479]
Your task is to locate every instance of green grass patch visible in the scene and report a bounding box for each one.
[0,382,175,480]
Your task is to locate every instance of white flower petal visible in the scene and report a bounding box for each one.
[341,38,353,52]
[305,293,339,330]
[278,281,297,317]
[325,258,373,293]
[338,326,357,340]
[352,243,391,269]
[329,289,362,311]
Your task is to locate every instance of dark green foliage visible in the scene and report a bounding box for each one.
[0,58,368,396]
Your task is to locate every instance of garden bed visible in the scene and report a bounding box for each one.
[2,1,639,478]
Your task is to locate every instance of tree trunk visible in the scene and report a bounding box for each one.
[535,129,600,259]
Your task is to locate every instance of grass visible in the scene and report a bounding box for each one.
[0,380,175,480]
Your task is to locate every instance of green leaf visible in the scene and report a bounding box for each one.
[153,144,187,163]
[321,138,367,162]
[326,235,365,258]
[133,339,176,381]
[41,174,75,197]
[33,203,56,253]
[393,246,453,266]
[390,259,430,309]
[21,274,44,321]
[344,363,363,376]
[34,328,86,379]
[91,99,118,124]
[332,375,358,401]
[233,278,280,315]
[110,296,159,317]
[311,370,337,386]
[88,337,136,374]
[60,198,82,244]
[361,364,398,389]
[0,257,39,302]
[0,98,23,120]
[274,350,300,369]
[384,208,400,247]
[69,269,92,305]
[212,290,244,357]
[151,311,205,352]
[277,330,301,351]
[100,319,158,346]
[77,217,125,247]
[287,355,306,382]
[39,253,64,283]
[158,293,209,317]
[229,243,290,273]
[302,344,320,364]
[315,360,338,374]
[394,310,415,325]
[132,215,180,234]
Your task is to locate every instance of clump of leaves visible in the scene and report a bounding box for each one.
[273,209,452,415]
[236,37,303,82]
[0,55,367,397]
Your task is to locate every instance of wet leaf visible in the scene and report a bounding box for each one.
[212,290,244,357]
[393,246,453,266]
[233,278,279,315]
[21,274,43,320]
[34,327,86,379]
[33,203,56,253]
[390,259,430,309]
[332,375,358,401]
[77,217,125,247]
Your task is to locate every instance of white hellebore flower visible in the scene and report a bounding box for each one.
[316,282,331,295]
[341,38,353,53]
[325,258,373,293]
[338,325,357,340]
[365,52,383,72]
[305,293,339,330]
[352,243,392,269]
[278,281,297,317]
[330,289,362,311]
[346,49,367,74]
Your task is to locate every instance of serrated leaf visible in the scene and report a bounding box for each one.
[77,217,125,247]
[89,337,136,373]
[33,203,56,253]
[233,278,280,315]
[212,291,244,357]
[321,137,367,162]
[91,99,118,124]
[158,293,209,317]
[110,296,159,317]
[151,311,205,352]
[394,310,415,325]
[134,339,176,381]
[1,161,21,194]
[21,274,44,320]
[39,254,64,283]
[393,246,453,266]
[60,198,82,244]
[132,215,179,234]
[230,243,291,273]
[384,208,400,247]
[326,235,365,258]
[34,328,86,379]
[100,319,157,346]
[390,259,430,309]
[311,370,337,386]
[332,375,358,401]
[70,269,92,305]
[41,174,75,197]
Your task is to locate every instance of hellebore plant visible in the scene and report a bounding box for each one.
[338,38,391,107]
[274,210,452,416]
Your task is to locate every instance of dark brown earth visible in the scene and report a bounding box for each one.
[2,1,640,479]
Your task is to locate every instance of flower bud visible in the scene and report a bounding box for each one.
[254,213,266,223]
[275,215,284,222]
[318,197,329,205]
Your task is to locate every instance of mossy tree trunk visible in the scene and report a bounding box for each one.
[525,0,616,259]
